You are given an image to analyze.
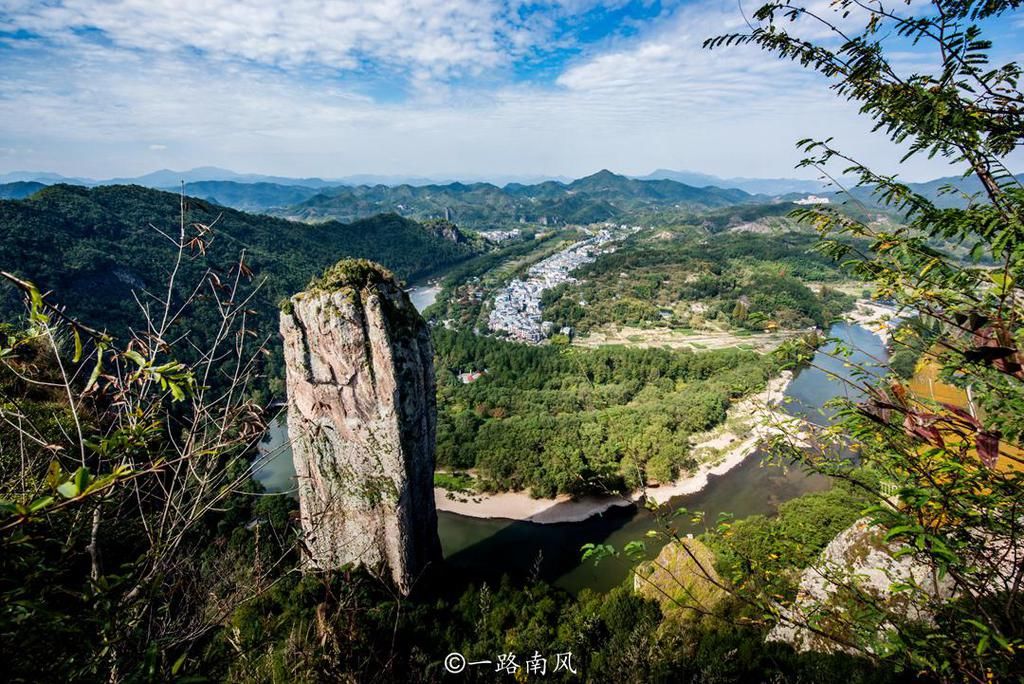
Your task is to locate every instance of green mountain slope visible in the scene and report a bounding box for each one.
[0,185,477,395]
[162,180,324,211]
[0,181,46,199]
[278,170,756,227]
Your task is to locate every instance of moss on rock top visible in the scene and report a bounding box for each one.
[285,258,424,334]
[306,258,396,294]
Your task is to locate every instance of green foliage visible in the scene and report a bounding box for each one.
[541,230,854,334]
[887,349,919,380]
[204,562,903,683]
[434,471,476,493]
[433,327,780,495]
[0,184,478,397]
[705,480,870,596]
[0,247,296,681]
[707,0,1024,679]
[887,316,941,379]
[305,257,393,292]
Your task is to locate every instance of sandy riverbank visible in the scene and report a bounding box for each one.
[433,370,798,523]
[643,370,800,504]
[433,489,637,524]
[846,299,899,344]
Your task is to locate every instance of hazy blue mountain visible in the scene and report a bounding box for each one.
[161,180,325,211]
[106,166,339,188]
[0,181,47,199]
[321,173,572,186]
[0,171,93,185]
[639,168,828,195]
[0,167,573,189]
[830,173,1023,210]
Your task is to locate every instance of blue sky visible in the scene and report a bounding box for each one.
[0,0,1021,182]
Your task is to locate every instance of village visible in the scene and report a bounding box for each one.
[487,225,641,342]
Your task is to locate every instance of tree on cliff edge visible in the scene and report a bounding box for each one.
[689,0,1024,680]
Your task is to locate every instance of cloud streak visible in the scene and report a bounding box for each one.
[0,0,1018,181]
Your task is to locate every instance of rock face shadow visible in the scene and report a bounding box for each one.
[440,502,639,587]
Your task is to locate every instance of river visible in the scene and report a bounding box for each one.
[255,291,887,593]
[407,283,441,312]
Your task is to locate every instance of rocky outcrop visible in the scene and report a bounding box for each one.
[767,517,955,653]
[280,259,441,595]
[423,218,465,243]
[634,537,727,622]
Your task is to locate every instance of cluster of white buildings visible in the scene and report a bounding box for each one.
[794,195,831,205]
[480,229,522,243]
[488,227,625,342]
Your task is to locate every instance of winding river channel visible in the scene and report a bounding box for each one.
[256,282,887,594]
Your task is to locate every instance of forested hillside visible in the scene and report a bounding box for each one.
[530,230,854,335]
[0,184,478,396]
[0,181,46,199]
[433,328,791,495]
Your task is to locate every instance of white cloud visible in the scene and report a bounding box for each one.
[0,0,1017,181]
[0,0,582,79]
[148,144,167,150]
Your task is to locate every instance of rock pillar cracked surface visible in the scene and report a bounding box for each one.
[280,259,440,594]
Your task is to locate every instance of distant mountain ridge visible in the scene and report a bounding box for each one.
[0,167,338,188]
[0,167,573,189]
[830,173,1024,210]
[2,165,823,195]
[156,180,324,211]
[638,169,829,195]
[276,169,757,227]
[4,167,1017,221]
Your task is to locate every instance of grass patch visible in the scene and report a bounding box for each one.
[434,471,476,493]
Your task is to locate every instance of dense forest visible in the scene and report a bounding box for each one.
[433,328,797,495]
[0,184,479,397]
[276,170,755,228]
[540,230,857,334]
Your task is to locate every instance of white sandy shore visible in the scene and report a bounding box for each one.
[434,370,799,524]
[642,371,802,504]
[846,299,899,344]
[433,489,637,524]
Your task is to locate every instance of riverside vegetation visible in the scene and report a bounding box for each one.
[1,0,1023,681]
[433,327,807,496]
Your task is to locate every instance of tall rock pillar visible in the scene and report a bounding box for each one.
[280,259,441,595]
